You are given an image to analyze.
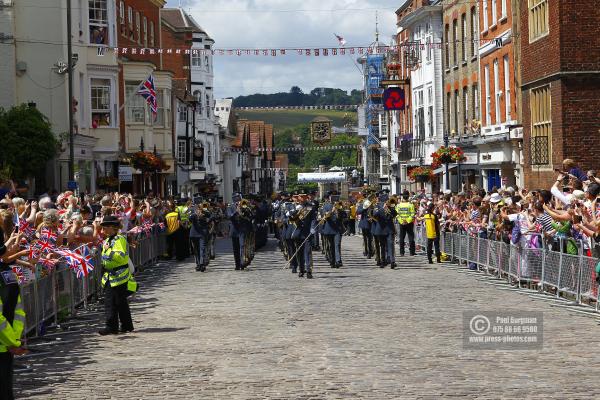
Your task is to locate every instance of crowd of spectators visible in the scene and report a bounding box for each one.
[403,160,600,271]
[0,189,174,282]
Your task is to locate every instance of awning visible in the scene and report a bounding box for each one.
[433,164,457,174]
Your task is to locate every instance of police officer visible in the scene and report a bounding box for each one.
[226,193,251,270]
[99,215,136,335]
[190,201,212,272]
[396,190,417,256]
[176,198,192,259]
[0,229,27,399]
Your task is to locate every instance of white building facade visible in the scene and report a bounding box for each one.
[398,2,445,192]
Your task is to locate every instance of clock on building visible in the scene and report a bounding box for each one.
[310,117,333,145]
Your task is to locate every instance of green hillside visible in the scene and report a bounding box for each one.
[237,109,353,131]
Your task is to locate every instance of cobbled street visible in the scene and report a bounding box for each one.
[15,236,600,399]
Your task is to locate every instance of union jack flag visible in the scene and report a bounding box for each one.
[18,220,35,240]
[64,246,95,278]
[137,74,158,119]
[40,227,58,245]
[37,257,58,272]
[12,266,25,285]
[34,239,55,255]
[28,245,41,260]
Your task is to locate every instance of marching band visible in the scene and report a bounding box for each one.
[174,188,422,278]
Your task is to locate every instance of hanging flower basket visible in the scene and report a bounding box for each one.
[97,176,119,189]
[131,151,169,172]
[408,166,433,183]
[431,146,466,169]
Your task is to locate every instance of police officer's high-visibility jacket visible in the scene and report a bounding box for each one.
[176,205,190,222]
[395,201,416,225]
[0,292,25,352]
[101,235,137,292]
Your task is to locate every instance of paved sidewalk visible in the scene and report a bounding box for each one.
[15,235,600,399]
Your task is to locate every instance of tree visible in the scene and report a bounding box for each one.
[0,104,60,180]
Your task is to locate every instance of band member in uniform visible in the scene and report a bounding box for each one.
[293,198,317,279]
[284,199,298,273]
[396,190,417,257]
[226,193,251,270]
[357,193,375,258]
[372,191,393,268]
[321,193,344,268]
[190,200,212,272]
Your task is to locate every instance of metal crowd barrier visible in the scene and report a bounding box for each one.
[415,224,600,310]
[21,231,167,338]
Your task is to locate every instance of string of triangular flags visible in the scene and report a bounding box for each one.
[221,144,360,153]
[101,37,512,57]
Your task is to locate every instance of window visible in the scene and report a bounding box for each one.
[415,90,424,141]
[205,56,210,72]
[504,55,511,121]
[446,91,451,135]
[483,0,489,31]
[494,59,500,123]
[444,24,450,67]
[192,51,202,67]
[90,78,111,127]
[471,7,477,58]
[177,140,187,164]
[454,89,459,133]
[178,105,187,122]
[463,87,469,129]
[135,11,140,44]
[149,21,155,47]
[492,0,497,25]
[126,82,145,123]
[207,143,212,167]
[142,16,147,47]
[473,84,480,121]
[155,89,170,127]
[530,85,551,165]
[127,6,133,40]
[484,65,491,125]
[426,36,432,62]
[427,87,434,137]
[528,0,549,41]
[501,0,507,18]
[461,14,467,62]
[119,1,124,24]
[205,93,210,118]
[194,90,203,116]
[452,19,458,66]
[89,0,108,45]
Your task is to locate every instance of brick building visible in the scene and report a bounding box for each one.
[476,0,522,191]
[442,0,481,191]
[520,0,600,188]
[117,0,174,195]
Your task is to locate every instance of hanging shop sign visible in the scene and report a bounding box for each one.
[311,117,333,145]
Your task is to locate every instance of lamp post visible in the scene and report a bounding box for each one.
[443,133,450,191]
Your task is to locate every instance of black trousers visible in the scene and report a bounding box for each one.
[348,220,356,235]
[166,228,184,260]
[104,283,133,332]
[362,229,374,256]
[324,235,335,265]
[0,352,14,400]
[232,236,242,268]
[399,223,416,255]
[427,237,441,262]
[376,235,388,264]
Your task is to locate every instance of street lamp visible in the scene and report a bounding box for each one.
[443,133,450,190]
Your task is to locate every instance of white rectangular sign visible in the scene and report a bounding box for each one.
[118,166,133,182]
[297,172,346,183]
[463,152,479,165]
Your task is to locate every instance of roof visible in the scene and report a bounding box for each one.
[161,8,212,40]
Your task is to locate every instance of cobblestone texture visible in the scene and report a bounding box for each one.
[14,236,600,399]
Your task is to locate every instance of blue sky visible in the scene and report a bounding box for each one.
[165,0,398,99]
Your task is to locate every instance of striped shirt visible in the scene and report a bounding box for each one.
[537,212,554,233]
